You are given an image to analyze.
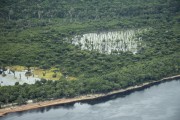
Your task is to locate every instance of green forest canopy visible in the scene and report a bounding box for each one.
[0,0,180,105]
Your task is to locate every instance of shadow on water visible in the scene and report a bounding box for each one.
[12,103,76,117]
[4,79,180,117]
[81,79,180,105]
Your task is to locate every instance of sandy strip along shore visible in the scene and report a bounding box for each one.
[0,75,180,117]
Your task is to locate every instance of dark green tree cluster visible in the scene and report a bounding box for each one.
[0,54,179,106]
[0,0,179,106]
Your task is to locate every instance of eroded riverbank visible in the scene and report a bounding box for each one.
[0,75,180,117]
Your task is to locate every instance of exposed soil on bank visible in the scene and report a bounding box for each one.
[0,75,180,117]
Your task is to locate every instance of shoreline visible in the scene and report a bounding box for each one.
[0,74,180,117]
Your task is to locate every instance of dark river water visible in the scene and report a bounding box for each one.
[1,80,180,120]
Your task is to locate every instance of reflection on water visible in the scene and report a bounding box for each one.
[1,80,180,120]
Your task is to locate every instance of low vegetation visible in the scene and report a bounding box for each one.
[0,0,179,106]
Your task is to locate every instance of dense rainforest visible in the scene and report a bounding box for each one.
[0,0,180,106]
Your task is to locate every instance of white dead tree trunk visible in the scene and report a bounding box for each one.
[72,29,147,54]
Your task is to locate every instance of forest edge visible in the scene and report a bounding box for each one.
[0,74,180,117]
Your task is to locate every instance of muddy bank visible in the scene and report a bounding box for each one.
[0,75,180,117]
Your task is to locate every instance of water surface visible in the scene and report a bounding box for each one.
[0,69,40,86]
[1,80,180,120]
